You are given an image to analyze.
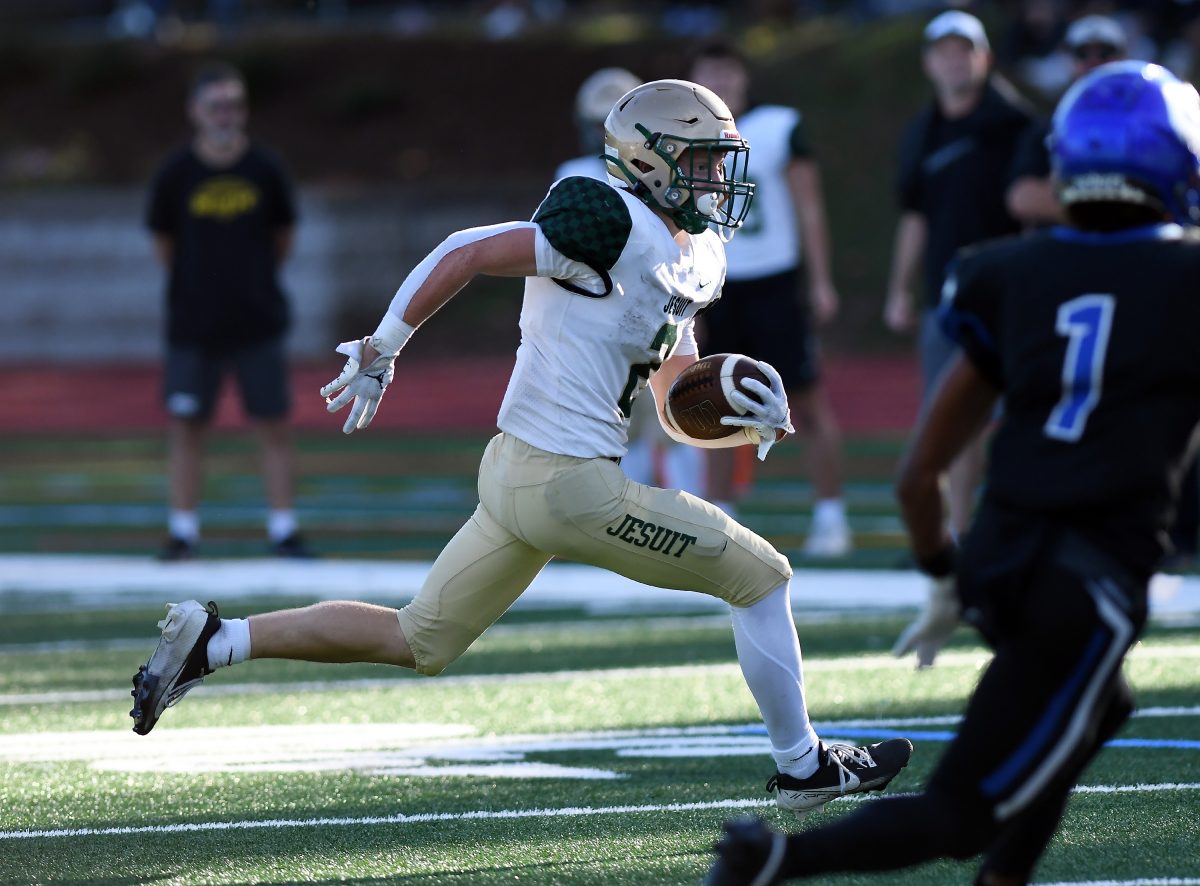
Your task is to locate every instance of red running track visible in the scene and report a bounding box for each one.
[0,356,921,435]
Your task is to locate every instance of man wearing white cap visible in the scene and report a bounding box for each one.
[883,10,1034,540]
[1006,15,1129,228]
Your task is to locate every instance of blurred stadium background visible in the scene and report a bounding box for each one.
[3,3,1200,567]
[3,0,1200,582]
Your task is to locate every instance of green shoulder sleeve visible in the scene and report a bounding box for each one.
[532,176,633,273]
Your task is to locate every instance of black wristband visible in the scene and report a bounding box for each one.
[916,543,957,579]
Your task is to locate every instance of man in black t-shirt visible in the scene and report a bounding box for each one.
[146,61,312,560]
[883,11,1034,541]
[705,61,1200,886]
[1006,15,1129,229]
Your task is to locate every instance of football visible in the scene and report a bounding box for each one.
[665,353,770,440]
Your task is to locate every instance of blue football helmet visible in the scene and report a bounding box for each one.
[1050,61,1200,225]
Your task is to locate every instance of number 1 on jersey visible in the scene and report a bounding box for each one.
[1043,294,1115,443]
[617,322,680,419]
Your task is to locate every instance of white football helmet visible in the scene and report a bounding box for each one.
[603,78,754,235]
[576,67,642,127]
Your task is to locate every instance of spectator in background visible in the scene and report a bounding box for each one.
[689,40,851,558]
[1007,14,1129,228]
[998,0,1072,99]
[883,10,1034,540]
[554,67,706,496]
[146,61,313,561]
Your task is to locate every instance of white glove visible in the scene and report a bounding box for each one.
[720,360,795,461]
[892,576,961,668]
[320,339,397,434]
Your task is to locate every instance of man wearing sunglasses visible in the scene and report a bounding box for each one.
[1005,15,1129,228]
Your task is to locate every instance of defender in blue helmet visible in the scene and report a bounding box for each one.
[704,62,1200,886]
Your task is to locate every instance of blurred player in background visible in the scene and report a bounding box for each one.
[146,61,313,561]
[132,78,912,814]
[706,61,1200,885]
[555,67,641,182]
[884,11,1034,541]
[689,40,850,557]
[555,67,706,496]
[1006,15,1129,228]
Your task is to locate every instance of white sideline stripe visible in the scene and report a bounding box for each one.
[1,782,1196,842]
[1,555,1197,616]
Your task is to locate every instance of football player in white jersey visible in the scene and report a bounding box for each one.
[555,67,641,183]
[690,41,851,558]
[129,79,912,815]
[555,67,708,498]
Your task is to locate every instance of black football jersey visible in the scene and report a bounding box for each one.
[942,224,1200,570]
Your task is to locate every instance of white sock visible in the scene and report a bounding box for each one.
[812,498,847,529]
[207,618,252,670]
[663,443,706,497]
[168,510,200,543]
[267,510,298,543]
[730,581,820,777]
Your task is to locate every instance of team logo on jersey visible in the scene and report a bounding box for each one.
[663,293,694,317]
[189,176,260,221]
[606,514,698,557]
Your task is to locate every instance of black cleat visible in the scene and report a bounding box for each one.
[157,536,197,562]
[130,600,221,735]
[767,738,914,817]
[704,816,787,886]
[271,532,318,559]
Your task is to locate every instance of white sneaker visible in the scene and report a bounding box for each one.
[802,520,852,558]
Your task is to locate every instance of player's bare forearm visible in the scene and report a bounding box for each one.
[395,226,538,328]
[896,355,998,560]
[649,352,698,430]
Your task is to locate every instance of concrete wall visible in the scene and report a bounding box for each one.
[0,182,539,362]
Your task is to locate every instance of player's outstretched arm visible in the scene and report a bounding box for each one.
[322,223,538,434]
[895,353,997,561]
[893,354,998,666]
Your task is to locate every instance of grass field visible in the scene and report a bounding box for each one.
[0,603,1197,885]
[1,431,1198,884]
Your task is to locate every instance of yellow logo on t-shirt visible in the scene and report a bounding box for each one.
[189,176,259,221]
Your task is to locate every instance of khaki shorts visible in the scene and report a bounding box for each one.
[397,433,791,675]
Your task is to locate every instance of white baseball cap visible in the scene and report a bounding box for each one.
[924,10,990,52]
[1065,15,1127,51]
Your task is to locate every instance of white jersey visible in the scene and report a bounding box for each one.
[724,104,807,281]
[497,176,726,458]
[553,154,608,183]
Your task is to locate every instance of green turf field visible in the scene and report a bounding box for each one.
[0,601,1197,885]
[2,432,1198,883]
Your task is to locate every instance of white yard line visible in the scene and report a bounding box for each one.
[1,782,1196,842]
